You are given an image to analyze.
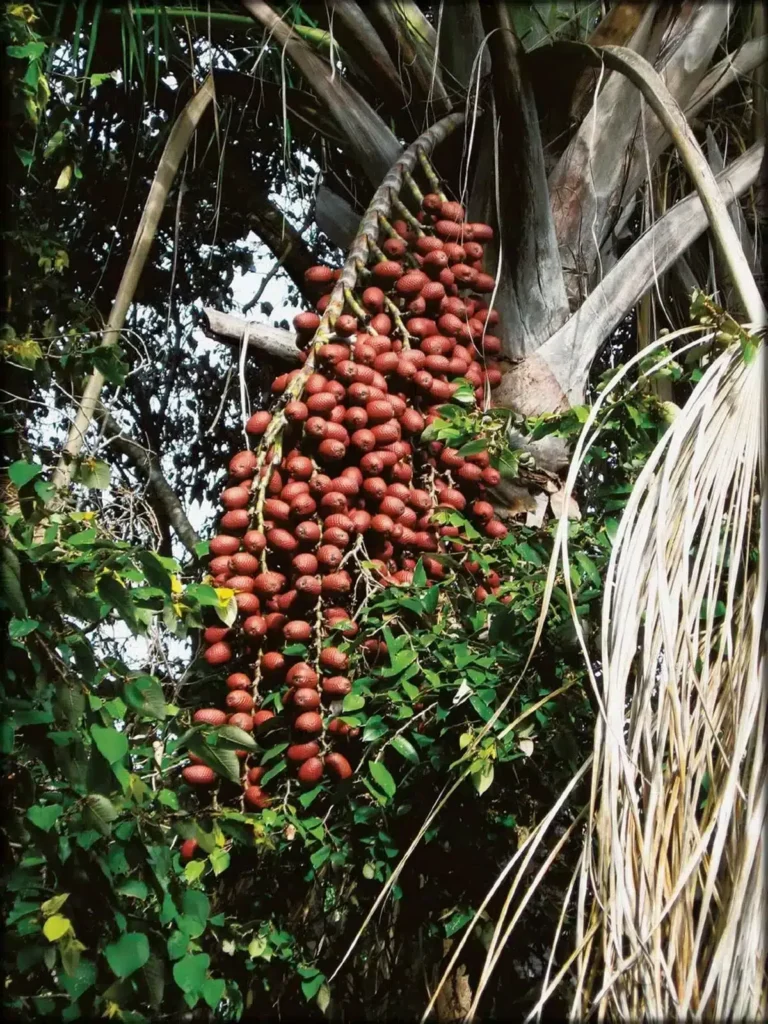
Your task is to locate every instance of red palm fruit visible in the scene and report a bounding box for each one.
[318,343,347,364]
[316,294,331,313]
[294,711,323,734]
[292,688,321,711]
[226,690,255,713]
[285,400,309,423]
[253,709,275,726]
[286,741,320,762]
[366,399,394,423]
[204,642,232,666]
[309,474,333,495]
[473,273,495,294]
[370,422,399,446]
[421,281,446,304]
[435,219,464,241]
[267,528,299,555]
[244,785,271,809]
[298,756,324,785]
[396,271,429,296]
[265,468,283,495]
[274,591,298,613]
[261,651,285,674]
[440,525,460,538]
[295,574,322,597]
[466,222,494,241]
[247,766,266,784]
[335,314,357,336]
[323,527,350,548]
[326,752,354,780]
[334,359,358,383]
[320,647,349,671]
[477,334,502,356]
[362,286,385,311]
[370,514,394,536]
[264,498,290,522]
[424,354,451,375]
[194,709,227,726]
[393,569,414,584]
[322,675,352,697]
[227,672,251,690]
[443,242,467,263]
[472,500,495,522]
[482,467,501,486]
[447,357,469,375]
[330,475,359,497]
[306,392,337,416]
[350,428,376,452]
[347,510,371,535]
[374,351,400,374]
[320,491,348,514]
[327,718,348,735]
[322,571,352,595]
[295,521,321,544]
[398,508,418,529]
[243,615,268,639]
[363,476,388,500]
[344,406,368,430]
[457,317,482,343]
[342,465,363,485]
[414,531,438,551]
[458,463,483,484]
[229,450,258,480]
[424,249,450,274]
[367,335,392,355]
[272,373,289,393]
[284,620,312,643]
[324,513,354,532]
[423,557,445,579]
[485,519,508,540]
[475,585,490,602]
[304,373,329,395]
[221,509,249,531]
[354,342,376,365]
[346,382,373,405]
[245,411,272,435]
[264,610,288,626]
[305,265,334,286]
[485,571,501,589]
[229,552,259,575]
[318,439,346,462]
[439,488,466,511]
[407,489,432,512]
[223,578,253,598]
[406,318,438,339]
[422,193,443,213]
[372,260,403,282]
[379,496,405,519]
[228,712,254,732]
[180,838,199,861]
[236,592,261,614]
[293,552,318,575]
[369,313,392,335]
[413,370,434,392]
[421,335,453,356]
[440,200,465,222]
[287,662,319,688]
[203,626,230,644]
[182,765,216,785]
[463,240,484,260]
[437,313,462,337]
[397,409,423,435]
[290,494,317,519]
[360,452,385,476]
[242,530,266,555]
[383,236,407,258]
[317,544,343,569]
[210,534,240,557]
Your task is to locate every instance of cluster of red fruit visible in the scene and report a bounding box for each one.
[181,193,510,809]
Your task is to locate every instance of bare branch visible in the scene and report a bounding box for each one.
[99,411,200,556]
[202,309,300,364]
[51,76,216,494]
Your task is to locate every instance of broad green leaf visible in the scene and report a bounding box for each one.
[342,693,365,712]
[301,974,325,1001]
[43,914,72,941]
[186,736,239,783]
[7,41,47,58]
[181,889,209,931]
[76,459,110,489]
[8,460,42,487]
[116,879,148,900]
[97,576,138,631]
[60,958,96,1001]
[9,617,39,638]
[215,724,257,750]
[104,932,150,978]
[172,952,210,994]
[209,849,230,876]
[124,675,166,720]
[183,860,205,883]
[90,725,128,764]
[41,893,69,916]
[84,794,118,835]
[142,955,165,1009]
[473,761,494,795]
[391,735,419,764]
[27,804,62,832]
[202,977,226,1010]
[368,762,396,799]
[167,930,189,960]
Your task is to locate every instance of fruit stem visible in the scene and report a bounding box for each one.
[403,169,424,206]
[377,214,420,268]
[382,296,413,350]
[417,148,446,201]
[391,195,425,237]
[342,286,376,334]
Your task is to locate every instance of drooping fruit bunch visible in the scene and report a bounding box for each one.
[183,142,516,807]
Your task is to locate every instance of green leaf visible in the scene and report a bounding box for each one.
[124,675,166,720]
[183,860,205,883]
[41,893,70,916]
[301,974,325,1001]
[8,459,42,488]
[473,761,494,795]
[457,439,487,456]
[575,552,601,588]
[9,617,39,638]
[209,849,230,876]
[342,693,365,712]
[185,583,220,606]
[43,914,72,941]
[202,977,226,1010]
[60,958,96,1001]
[181,889,209,931]
[98,576,138,631]
[368,762,396,799]
[76,459,111,489]
[90,724,128,764]
[83,794,118,835]
[27,804,62,832]
[7,41,47,58]
[215,724,257,750]
[186,736,239,784]
[167,930,189,960]
[117,879,148,900]
[391,735,419,764]
[142,955,166,1010]
[172,952,210,995]
[104,932,150,978]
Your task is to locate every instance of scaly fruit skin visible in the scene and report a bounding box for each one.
[195,194,510,814]
[182,765,216,785]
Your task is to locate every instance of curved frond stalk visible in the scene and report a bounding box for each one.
[50,74,216,495]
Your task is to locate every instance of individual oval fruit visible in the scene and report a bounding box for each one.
[294,711,323,733]
[325,752,353,780]
[194,708,227,726]
[292,688,322,710]
[253,709,276,726]
[245,411,272,435]
[227,672,251,690]
[180,838,199,860]
[244,785,271,809]
[182,765,216,785]
[286,662,319,688]
[286,740,321,762]
[226,690,255,713]
[322,675,352,697]
[298,756,324,785]
[320,647,349,671]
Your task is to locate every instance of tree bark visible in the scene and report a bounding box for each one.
[202,308,300,364]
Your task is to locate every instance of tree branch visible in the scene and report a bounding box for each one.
[202,308,300,364]
[51,75,216,494]
[99,411,201,556]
